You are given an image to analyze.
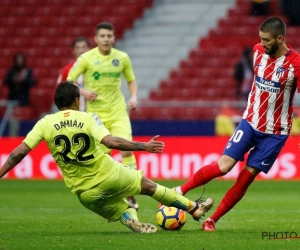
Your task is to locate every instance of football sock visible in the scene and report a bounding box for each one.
[122,155,137,170]
[210,169,256,223]
[152,184,196,212]
[120,208,139,225]
[180,162,225,195]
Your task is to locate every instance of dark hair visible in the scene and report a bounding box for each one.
[259,17,286,38]
[95,22,114,35]
[54,81,80,109]
[72,37,90,48]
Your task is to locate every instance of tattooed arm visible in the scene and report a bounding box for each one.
[0,142,32,178]
[101,135,164,153]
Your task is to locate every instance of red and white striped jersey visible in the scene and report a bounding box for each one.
[243,43,300,135]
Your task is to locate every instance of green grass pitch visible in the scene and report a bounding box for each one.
[1,179,300,250]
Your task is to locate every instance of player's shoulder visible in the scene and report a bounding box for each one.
[111,48,129,58]
[76,111,101,122]
[72,110,92,119]
[89,112,103,125]
[287,47,300,61]
[253,43,264,53]
[282,47,300,72]
[33,113,53,129]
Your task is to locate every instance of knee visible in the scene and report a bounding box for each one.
[218,155,237,174]
[140,177,157,196]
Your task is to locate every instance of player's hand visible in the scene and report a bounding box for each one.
[145,135,165,153]
[128,96,137,110]
[80,88,97,101]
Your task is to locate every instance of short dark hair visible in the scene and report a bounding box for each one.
[259,17,286,38]
[54,81,80,109]
[95,22,114,35]
[72,37,90,48]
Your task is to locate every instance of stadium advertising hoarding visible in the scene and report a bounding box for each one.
[1,136,299,180]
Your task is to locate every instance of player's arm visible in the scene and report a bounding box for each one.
[127,80,138,110]
[123,55,138,110]
[0,143,31,178]
[101,135,164,153]
[89,113,164,152]
[78,87,97,101]
[67,57,97,101]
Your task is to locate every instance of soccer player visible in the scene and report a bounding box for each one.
[173,17,300,231]
[67,22,139,209]
[56,37,90,111]
[0,81,214,233]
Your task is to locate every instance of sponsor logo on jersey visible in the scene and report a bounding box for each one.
[93,71,101,80]
[255,76,280,93]
[92,71,121,80]
[276,67,286,78]
[112,59,119,66]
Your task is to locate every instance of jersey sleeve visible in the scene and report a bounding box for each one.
[67,56,87,82]
[23,118,46,149]
[122,54,135,82]
[88,113,111,142]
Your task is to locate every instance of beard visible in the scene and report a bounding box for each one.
[265,43,279,56]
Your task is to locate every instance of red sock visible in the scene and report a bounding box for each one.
[180,162,224,195]
[210,169,256,223]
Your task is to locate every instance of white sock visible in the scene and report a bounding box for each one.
[173,186,183,195]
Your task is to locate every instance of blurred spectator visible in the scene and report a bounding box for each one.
[250,0,270,16]
[4,52,36,106]
[233,47,254,100]
[280,0,300,26]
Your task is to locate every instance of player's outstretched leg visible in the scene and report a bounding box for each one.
[152,183,214,221]
[189,198,214,222]
[120,207,157,233]
[174,162,225,195]
[202,169,256,231]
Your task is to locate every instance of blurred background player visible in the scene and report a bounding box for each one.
[55,37,90,112]
[174,17,300,231]
[4,52,36,106]
[0,81,214,233]
[67,22,139,209]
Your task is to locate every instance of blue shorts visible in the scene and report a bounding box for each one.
[223,119,288,173]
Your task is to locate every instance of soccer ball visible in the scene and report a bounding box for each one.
[156,205,187,230]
